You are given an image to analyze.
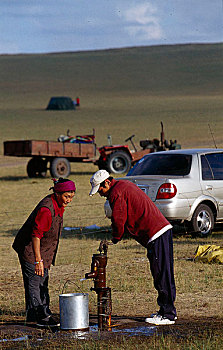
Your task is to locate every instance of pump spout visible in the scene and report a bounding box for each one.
[85,260,99,280]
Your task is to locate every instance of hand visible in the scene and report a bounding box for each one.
[35,261,44,277]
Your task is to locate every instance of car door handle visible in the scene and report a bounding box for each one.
[206,185,213,190]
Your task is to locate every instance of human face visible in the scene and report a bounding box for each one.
[56,191,75,207]
[98,180,111,197]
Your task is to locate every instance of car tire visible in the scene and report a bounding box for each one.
[190,204,214,237]
[50,157,71,178]
[106,151,131,174]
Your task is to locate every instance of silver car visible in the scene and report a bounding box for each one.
[105,149,223,236]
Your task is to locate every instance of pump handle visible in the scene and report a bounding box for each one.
[99,240,112,255]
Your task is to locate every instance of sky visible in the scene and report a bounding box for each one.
[0,0,222,54]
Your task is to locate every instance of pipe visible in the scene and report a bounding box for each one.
[84,241,112,330]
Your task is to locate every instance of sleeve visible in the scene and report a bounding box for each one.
[110,194,127,242]
[32,207,52,239]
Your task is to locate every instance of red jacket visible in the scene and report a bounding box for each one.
[108,179,170,247]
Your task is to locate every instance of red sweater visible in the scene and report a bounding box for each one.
[13,195,64,268]
[32,194,64,239]
[108,179,170,247]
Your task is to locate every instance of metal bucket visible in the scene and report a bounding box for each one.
[59,293,89,330]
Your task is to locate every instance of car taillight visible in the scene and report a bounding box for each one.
[156,183,177,199]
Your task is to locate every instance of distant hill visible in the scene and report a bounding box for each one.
[0,43,223,152]
[0,43,222,102]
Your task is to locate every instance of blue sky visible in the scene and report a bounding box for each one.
[0,0,222,54]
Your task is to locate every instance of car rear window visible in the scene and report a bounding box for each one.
[201,153,223,180]
[128,154,192,176]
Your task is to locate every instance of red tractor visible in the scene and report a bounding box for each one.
[97,122,181,174]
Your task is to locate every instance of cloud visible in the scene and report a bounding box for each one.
[0,0,221,54]
[118,2,163,41]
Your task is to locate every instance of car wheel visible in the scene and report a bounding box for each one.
[50,158,71,178]
[106,151,131,174]
[191,204,214,237]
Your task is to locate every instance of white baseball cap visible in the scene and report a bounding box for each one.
[89,169,110,196]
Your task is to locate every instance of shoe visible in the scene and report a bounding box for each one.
[37,316,60,327]
[145,314,175,325]
[150,311,177,320]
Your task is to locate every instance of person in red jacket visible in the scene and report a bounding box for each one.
[13,178,76,327]
[89,169,177,325]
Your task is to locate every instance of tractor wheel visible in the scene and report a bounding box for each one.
[190,204,214,237]
[27,158,47,178]
[50,158,71,178]
[106,151,131,174]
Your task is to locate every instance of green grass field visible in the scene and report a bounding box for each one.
[0,43,223,153]
[0,43,223,349]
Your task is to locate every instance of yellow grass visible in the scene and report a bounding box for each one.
[0,44,223,348]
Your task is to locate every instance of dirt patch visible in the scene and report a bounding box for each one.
[0,155,28,168]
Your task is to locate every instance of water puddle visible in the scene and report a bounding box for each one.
[112,325,157,337]
[64,325,157,339]
[0,335,32,343]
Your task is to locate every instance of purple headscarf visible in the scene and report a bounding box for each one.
[51,178,76,193]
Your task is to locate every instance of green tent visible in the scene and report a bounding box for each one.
[46,96,75,110]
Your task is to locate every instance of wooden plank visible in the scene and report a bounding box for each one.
[30,141,48,155]
[3,140,96,159]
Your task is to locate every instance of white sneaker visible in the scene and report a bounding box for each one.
[151,312,177,320]
[145,314,175,325]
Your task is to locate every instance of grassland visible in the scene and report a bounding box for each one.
[0,43,223,349]
[0,43,223,152]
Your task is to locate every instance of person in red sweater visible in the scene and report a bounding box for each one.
[89,169,177,325]
[13,178,76,327]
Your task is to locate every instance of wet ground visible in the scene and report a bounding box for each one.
[1,314,223,347]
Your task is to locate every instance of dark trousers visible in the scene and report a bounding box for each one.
[19,257,51,322]
[147,229,176,320]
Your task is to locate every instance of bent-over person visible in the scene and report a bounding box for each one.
[89,169,177,326]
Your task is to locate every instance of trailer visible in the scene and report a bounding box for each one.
[4,123,181,177]
[4,133,97,178]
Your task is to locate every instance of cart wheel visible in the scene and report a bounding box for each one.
[27,158,47,178]
[106,151,131,174]
[50,158,71,178]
